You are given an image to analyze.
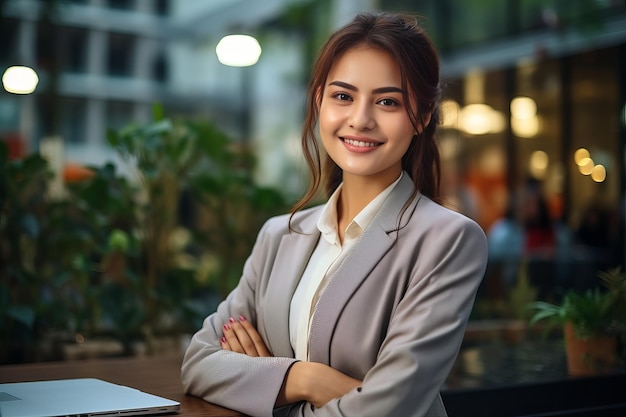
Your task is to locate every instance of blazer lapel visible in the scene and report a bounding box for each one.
[262,209,321,357]
[308,174,420,364]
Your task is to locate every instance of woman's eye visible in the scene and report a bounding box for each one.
[334,93,352,101]
[379,98,398,106]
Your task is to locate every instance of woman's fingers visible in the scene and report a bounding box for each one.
[221,316,272,357]
[229,317,260,356]
[238,316,272,356]
[219,335,231,351]
[222,320,246,354]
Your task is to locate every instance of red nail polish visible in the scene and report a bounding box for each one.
[220,337,226,344]
[229,317,236,323]
[239,315,246,321]
[223,323,230,330]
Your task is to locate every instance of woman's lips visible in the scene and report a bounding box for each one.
[340,136,383,148]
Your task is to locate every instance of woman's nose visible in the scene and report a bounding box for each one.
[348,102,375,130]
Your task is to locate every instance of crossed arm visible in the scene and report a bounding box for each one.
[220,316,362,409]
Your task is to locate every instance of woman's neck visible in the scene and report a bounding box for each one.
[336,171,400,239]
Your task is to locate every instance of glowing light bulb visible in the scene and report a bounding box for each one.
[216,35,262,67]
[2,66,39,94]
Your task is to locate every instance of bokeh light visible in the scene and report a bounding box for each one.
[574,148,590,165]
[529,150,549,179]
[215,35,262,67]
[2,66,39,94]
[591,164,606,182]
[578,157,594,175]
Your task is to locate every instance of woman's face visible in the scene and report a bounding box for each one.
[319,46,418,183]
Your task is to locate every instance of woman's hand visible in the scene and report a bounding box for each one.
[221,316,272,357]
[277,362,362,409]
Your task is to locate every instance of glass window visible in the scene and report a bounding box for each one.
[60,98,87,144]
[567,47,622,276]
[440,69,509,230]
[443,46,623,309]
[152,50,168,83]
[36,21,56,72]
[154,0,169,16]
[106,0,135,11]
[35,95,56,144]
[0,18,19,65]
[59,27,88,73]
[107,33,135,77]
[512,59,564,301]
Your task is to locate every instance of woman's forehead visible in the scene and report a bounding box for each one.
[326,46,402,88]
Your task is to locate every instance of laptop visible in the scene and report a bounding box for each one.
[0,378,180,417]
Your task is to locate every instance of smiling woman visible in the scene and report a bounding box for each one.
[182,12,488,417]
[319,46,417,195]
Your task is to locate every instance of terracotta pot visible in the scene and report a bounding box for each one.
[564,322,617,376]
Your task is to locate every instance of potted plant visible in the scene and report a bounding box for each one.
[528,267,626,376]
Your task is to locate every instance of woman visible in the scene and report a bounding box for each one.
[182,11,488,417]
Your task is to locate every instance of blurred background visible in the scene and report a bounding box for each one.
[1,0,625,393]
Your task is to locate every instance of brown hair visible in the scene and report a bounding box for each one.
[290,11,442,226]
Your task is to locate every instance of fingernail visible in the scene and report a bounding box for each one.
[220,337,227,344]
[223,323,230,330]
[239,315,246,321]
[229,317,236,323]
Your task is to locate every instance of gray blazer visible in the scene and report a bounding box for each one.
[181,174,488,417]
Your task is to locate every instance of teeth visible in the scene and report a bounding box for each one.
[343,138,378,147]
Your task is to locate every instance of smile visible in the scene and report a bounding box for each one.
[341,137,382,148]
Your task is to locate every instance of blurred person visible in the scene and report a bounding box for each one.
[519,179,556,258]
[487,200,524,288]
[181,12,488,417]
[517,179,564,299]
[574,203,610,251]
[570,203,618,289]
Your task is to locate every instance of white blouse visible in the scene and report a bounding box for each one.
[289,173,403,360]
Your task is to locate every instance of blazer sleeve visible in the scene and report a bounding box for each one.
[280,212,488,417]
[181,219,298,417]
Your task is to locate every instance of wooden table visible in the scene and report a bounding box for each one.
[0,354,245,416]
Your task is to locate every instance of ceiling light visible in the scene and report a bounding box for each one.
[2,66,39,94]
[216,35,262,67]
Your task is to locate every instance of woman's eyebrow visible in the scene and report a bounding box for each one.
[328,80,403,95]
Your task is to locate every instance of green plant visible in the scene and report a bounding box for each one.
[107,105,289,299]
[0,144,144,362]
[1,108,289,363]
[528,267,626,340]
[103,106,290,348]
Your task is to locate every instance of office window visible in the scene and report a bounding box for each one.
[439,70,509,230]
[59,27,88,73]
[35,95,58,144]
[514,59,562,215]
[152,51,168,83]
[567,46,621,272]
[379,0,510,51]
[107,33,135,77]
[0,18,19,65]
[106,0,135,10]
[60,98,87,144]
[36,21,59,73]
[154,0,169,16]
